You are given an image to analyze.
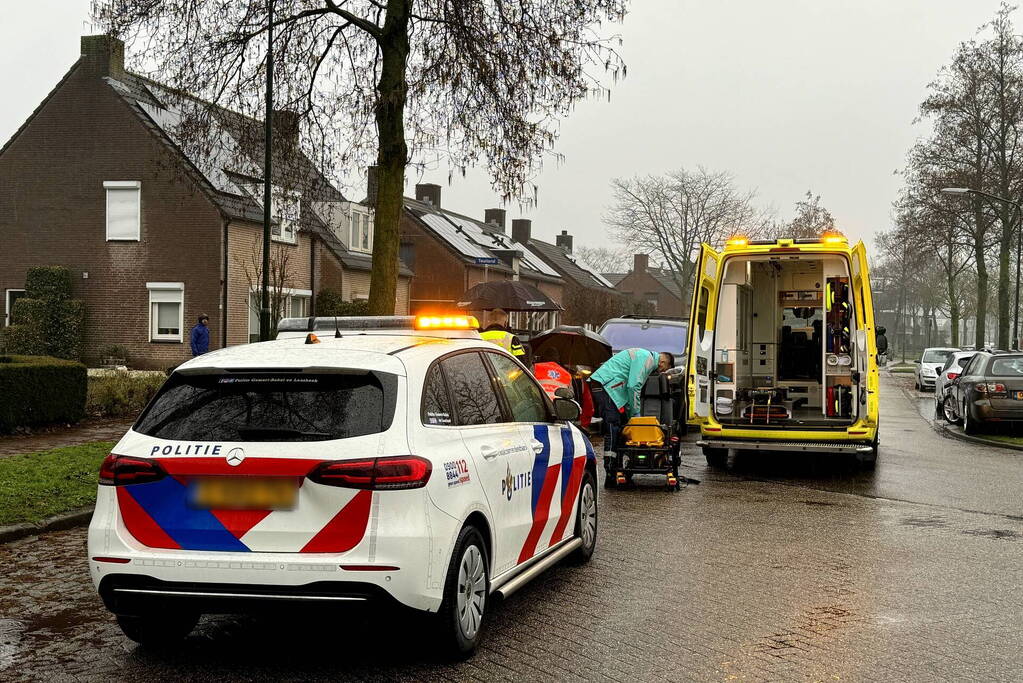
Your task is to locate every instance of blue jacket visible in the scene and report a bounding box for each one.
[590,348,656,418]
[190,323,210,356]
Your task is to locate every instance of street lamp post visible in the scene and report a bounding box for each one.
[259,0,275,342]
[941,187,1023,350]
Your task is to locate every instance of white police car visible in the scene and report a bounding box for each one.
[87,315,597,656]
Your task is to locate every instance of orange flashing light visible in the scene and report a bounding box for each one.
[305,333,321,344]
[414,314,480,330]
[821,232,848,245]
[725,236,749,249]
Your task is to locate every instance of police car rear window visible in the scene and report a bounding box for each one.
[134,372,397,442]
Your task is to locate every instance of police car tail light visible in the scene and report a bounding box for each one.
[308,455,432,490]
[99,454,167,486]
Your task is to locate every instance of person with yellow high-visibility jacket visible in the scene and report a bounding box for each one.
[480,329,526,357]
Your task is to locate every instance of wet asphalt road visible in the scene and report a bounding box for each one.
[1,375,1021,681]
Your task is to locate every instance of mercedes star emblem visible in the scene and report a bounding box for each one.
[225,448,245,467]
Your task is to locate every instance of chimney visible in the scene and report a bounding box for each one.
[366,166,379,207]
[555,230,574,253]
[633,253,649,273]
[415,183,441,208]
[512,219,532,244]
[273,109,301,149]
[80,35,125,79]
[484,208,506,231]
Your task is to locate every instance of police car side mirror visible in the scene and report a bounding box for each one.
[554,398,581,422]
[554,386,574,400]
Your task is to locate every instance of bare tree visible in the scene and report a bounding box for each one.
[573,245,633,274]
[236,236,295,334]
[98,0,628,315]
[782,191,836,239]
[604,167,766,301]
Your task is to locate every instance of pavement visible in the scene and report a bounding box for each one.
[0,419,130,458]
[1,376,1022,681]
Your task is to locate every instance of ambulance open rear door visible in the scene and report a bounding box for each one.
[686,244,721,423]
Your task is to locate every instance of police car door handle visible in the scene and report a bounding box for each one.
[530,440,545,454]
[480,444,499,460]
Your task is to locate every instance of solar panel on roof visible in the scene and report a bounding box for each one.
[419,213,492,259]
[565,252,616,288]
[443,216,561,277]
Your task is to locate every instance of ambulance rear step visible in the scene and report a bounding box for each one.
[696,439,872,454]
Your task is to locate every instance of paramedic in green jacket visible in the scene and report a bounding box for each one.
[589,348,674,455]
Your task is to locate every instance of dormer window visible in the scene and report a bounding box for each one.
[270,187,300,244]
[350,206,373,253]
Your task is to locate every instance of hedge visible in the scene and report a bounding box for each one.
[315,289,370,317]
[0,355,87,433]
[5,266,85,360]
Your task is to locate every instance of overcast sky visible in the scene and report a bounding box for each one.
[0,0,1012,256]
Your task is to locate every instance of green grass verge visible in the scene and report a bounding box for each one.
[0,441,113,526]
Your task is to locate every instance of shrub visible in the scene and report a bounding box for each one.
[86,371,166,418]
[0,355,87,433]
[316,290,371,317]
[6,266,85,360]
[25,265,73,301]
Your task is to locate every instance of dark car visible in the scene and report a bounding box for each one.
[946,351,1023,434]
[597,315,688,366]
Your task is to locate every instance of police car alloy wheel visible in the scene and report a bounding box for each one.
[439,526,489,656]
[569,471,597,564]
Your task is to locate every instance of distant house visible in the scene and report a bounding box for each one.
[508,225,622,327]
[400,184,566,331]
[0,35,410,368]
[604,254,688,318]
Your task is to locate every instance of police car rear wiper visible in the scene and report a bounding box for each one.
[235,427,334,441]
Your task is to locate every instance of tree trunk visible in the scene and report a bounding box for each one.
[974,211,989,349]
[367,0,411,316]
[997,203,1011,349]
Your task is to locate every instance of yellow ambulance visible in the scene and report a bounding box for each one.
[685,234,881,467]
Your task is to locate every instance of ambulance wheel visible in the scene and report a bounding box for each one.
[703,447,728,468]
[437,525,489,658]
[569,470,598,564]
[116,611,198,647]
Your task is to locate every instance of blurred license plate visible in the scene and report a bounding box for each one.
[191,477,297,510]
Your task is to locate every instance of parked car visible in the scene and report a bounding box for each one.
[945,351,1023,434]
[915,347,958,391]
[933,350,978,419]
[597,315,687,367]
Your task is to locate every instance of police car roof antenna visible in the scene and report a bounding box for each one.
[334,316,342,338]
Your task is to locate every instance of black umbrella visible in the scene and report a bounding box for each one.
[530,326,612,368]
[455,281,564,312]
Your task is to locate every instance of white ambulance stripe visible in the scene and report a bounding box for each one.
[240,484,360,552]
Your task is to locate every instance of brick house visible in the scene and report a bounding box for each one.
[0,35,410,368]
[604,254,688,318]
[507,225,622,328]
[400,184,565,331]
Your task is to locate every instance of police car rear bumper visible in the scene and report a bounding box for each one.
[98,574,403,616]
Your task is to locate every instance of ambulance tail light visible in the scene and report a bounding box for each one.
[99,454,167,486]
[308,455,432,490]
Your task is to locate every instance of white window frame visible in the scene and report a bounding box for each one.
[104,181,141,241]
[349,206,373,254]
[247,287,313,343]
[147,282,184,342]
[270,186,300,244]
[4,289,26,327]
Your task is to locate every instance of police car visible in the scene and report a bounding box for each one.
[87,315,598,656]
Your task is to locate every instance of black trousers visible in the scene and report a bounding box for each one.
[590,380,622,453]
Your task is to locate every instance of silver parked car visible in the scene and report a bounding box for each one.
[915,347,958,391]
[934,350,977,419]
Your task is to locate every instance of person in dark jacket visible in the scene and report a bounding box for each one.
[190,314,210,356]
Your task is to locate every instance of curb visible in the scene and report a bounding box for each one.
[935,420,1023,453]
[0,507,93,545]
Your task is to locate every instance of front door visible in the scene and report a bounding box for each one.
[440,351,535,577]
[687,243,722,422]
